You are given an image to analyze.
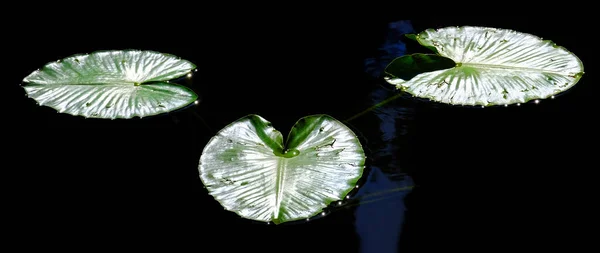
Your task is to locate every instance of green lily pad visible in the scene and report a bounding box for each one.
[198,114,366,224]
[385,26,585,106]
[22,50,197,119]
[385,53,456,80]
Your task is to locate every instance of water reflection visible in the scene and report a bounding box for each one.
[364,20,414,78]
[355,20,416,253]
[355,167,414,253]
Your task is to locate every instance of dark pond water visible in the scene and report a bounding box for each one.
[10,16,594,252]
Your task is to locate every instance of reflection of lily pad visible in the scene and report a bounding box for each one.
[198,114,365,224]
[385,26,585,106]
[22,50,197,119]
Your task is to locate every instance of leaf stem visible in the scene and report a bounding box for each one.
[192,111,214,133]
[336,185,415,209]
[344,91,405,123]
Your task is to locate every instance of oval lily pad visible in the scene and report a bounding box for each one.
[385,26,585,106]
[198,114,365,224]
[22,50,197,119]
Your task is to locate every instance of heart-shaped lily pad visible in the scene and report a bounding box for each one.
[22,50,197,119]
[385,26,584,106]
[198,114,366,224]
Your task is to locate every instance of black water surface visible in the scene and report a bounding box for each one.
[9,16,595,252]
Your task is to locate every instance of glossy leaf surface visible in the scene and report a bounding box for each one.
[386,26,584,106]
[198,114,365,224]
[22,50,197,119]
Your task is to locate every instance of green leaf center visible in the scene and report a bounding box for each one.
[274,148,300,158]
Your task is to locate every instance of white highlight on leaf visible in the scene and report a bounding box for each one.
[386,26,584,106]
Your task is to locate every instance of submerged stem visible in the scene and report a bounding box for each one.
[338,185,414,209]
[192,111,214,133]
[344,91,405,123]
[355,186,414,199]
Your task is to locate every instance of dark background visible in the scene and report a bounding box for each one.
[7,12,595,252]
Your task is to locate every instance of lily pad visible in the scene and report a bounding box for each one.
[385,53,456,80]
[22,50,197,119]
[198,114,365,224]
[385,26,585,106]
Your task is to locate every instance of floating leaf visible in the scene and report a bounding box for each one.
[22,50,197,119]
[385,26,584,106]
[404,33,438,53]
[198,114,365,224]
[404,33,418,41]
[385,53,456,80]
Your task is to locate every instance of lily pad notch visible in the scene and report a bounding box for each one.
[22,50,198,119]
[198,114,366,224]
[384,26,585,106]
